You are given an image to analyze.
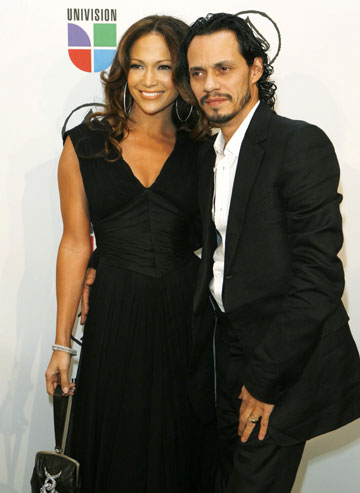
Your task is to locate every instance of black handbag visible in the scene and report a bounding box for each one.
[31,384,80,492]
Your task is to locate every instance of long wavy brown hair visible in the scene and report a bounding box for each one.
[89,15,208,160]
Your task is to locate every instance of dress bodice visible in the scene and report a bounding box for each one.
[65,122,201,278]
[94,189,197,277]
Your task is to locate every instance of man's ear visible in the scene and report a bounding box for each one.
[251,57,263,84]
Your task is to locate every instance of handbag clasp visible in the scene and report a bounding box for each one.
[40,467,62,492]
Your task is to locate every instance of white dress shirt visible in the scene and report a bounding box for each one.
[210,101,260,311]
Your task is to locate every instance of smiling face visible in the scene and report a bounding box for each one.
[127,32,178,119]
[187,30,263,136]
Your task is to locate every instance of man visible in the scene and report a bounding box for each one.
[179,12,360,492]
[81,12,360,491]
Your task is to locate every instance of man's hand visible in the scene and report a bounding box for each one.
[80,267,96,324]
[238,385,275,443]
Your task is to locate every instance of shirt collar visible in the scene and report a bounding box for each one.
[213,100,260,158]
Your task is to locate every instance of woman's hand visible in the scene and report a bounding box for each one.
[45,350,76,396]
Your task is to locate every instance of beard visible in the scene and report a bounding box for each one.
[204,89,251,125]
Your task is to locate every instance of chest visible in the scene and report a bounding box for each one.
[121,136,175,189]
[79,136,199,222]
[198,141,285,231]
[212,153,238,229]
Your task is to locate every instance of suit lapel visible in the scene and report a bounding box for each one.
[224,103,273,275]
[193,138,217,313]
[198,138,216,249]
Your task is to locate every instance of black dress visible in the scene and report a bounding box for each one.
[64,122,214,493]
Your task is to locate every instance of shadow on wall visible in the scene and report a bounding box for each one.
[0,158,78,492]
[275,73,346,146]
[293,420,360,492]
[0,56,97,490]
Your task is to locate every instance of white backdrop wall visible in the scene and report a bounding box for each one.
[1,0,359,491]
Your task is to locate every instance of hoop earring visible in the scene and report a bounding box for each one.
[175,99,193,123]
[123,82,132,117]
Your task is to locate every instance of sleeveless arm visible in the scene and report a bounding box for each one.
[45,135,92,395]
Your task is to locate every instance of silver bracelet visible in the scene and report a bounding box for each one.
[52,344,77,356]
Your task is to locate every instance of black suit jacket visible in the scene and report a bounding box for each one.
[191,102,360,444]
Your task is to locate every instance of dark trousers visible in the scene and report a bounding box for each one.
[214,310,305,493]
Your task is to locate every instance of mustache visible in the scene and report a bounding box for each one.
[200,93,232,105]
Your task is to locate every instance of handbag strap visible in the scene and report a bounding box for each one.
[53,384,71,453]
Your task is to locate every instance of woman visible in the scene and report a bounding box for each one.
[45,15,215,493]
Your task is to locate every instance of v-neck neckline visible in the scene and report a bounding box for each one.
[121,137,178,190]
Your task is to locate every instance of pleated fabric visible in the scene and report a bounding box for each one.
[64,122,214,493]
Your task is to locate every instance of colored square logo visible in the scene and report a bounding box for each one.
[94,49,116,72]
[94,24,116,47]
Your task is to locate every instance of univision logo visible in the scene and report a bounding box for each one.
[67,8,117,73]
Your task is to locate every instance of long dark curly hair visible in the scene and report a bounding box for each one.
[177,12,277,118]
[89,15,203,160]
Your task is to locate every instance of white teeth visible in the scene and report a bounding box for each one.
[141,92,162,96]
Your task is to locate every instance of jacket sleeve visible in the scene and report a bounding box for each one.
[242,123,347,404]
